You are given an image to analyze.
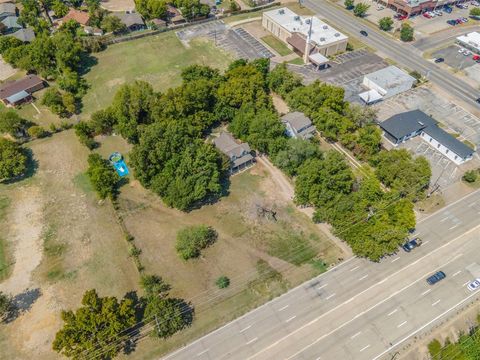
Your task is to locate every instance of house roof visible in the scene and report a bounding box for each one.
[10,27,35,42]
[364,65,416,92]
[0,74,44,100]
[287,33,306,54]
[1,15,20,29]
[380,110,474,159]
[151,18,167,26]
[214,132,251,159]
[63,9,90,26]
[0,2,15,15]
[6,90,29,104]
[282,111,312,132]
[113,12,144,28]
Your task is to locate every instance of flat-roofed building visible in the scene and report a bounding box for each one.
[457,32,480,54]
[262,7,348,63]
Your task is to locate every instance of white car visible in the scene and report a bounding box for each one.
[464,50,472,56]
[435,10,443,15]
[459,48,466,54]
[467,278,480,291]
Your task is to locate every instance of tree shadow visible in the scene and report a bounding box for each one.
[4,287,42,323]
[186,175,231,212]
[2,148,38,185]
[78,53,99,77]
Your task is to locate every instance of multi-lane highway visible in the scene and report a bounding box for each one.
[163,189,480,359]
[303,0,480,108]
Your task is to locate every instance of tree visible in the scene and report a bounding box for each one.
[0,291,12,322]
[470,7,480,17]
[140,274,170,298]
[0,110,29,138]
[175,225,217,260]
[0,36,23,54]
[52,0,69,18]
[41,87,67,116]
[344,0,354,9]
[273,138,322,176]
[90,108,116,135]
[135,0,168,20]
[86,153,120,199]
[400,23,414,42]
[355,125,382,160]
[230,0,240,12]
[378,16,393,31]
[101,15,127,33]
[344,103,377,127]
[267,63,302,98]
[216,276,230,288]
[52,289,136,359]
[27,125,48,138]
[0,139,27,181]
[74,121,97,149]
[353,3,370,17]
[463,170,478,183]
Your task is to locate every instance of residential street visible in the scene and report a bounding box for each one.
[163,189,480,360]
[303,0,480,109]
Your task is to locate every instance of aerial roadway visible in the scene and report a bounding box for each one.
[163,189,480,359]
[303,0,480,108]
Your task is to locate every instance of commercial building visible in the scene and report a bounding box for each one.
[214,132,255,173]
[359,66,416,104]
[457,32,480,54]
[281,112,316,140]
[379,110,474,165]
[262,7,348,64]
[0,74,45,107]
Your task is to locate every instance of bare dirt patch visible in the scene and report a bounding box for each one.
[100,0,135,12]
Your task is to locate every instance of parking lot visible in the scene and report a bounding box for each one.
[375,86,480,188]
[432,44,477,69]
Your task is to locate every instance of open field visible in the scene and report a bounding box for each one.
[81,34,234,118]
[0,131,139,359]
[117,161,342,359]
[261,34,293,56]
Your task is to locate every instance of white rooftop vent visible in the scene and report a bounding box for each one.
[279,9,285,14]
[335,32,340,37]
[294,15,301,21]
[323,25,328,29]
[418,121,424,126]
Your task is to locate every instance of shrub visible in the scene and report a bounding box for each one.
[463,170,478,183]
[216,276,230,289]
[74,121,97,150]
[400,23,414,42]
[175,225,217,260]
[27,125,48,139]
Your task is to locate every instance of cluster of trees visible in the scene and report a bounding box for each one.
[175,225,217,260]
[86,153,120,199]
[400,22,414,41]
[353,3,370,17]
[135,0,210,20]
[53,280,193,359]
[0,138,27,181]
[41,87,76,118]
[378,16,393,31]
[470,7,480,18]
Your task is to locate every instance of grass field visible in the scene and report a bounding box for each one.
[261,35,293,56]
[0,196,11,280]
[81,34,234,118]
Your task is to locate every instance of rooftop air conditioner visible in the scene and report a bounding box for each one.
[306,19,311,24]
[334,32,340,37]
[323,25,328,29]
[294,15,300,21]
[279,9,285,14]
[320,37,326,41]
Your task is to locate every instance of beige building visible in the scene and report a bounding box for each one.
[262,7,348,65]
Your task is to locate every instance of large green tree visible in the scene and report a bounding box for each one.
[175,225,217,260]
[86,154,120,200]
[378,16,393,31]
[0,139,27,181]
[273,138,322,176]
[353,3,370,17]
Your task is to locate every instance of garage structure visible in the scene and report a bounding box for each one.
[262,7,348,64]
[379,110,474,165]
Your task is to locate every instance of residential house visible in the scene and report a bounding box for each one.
[150,18,167,29]
[379,110,474,165]
[0,2,15,21]
[214,132,254,173]
[1,15,21,34]
[10,28,35,42]
[167,5,185,24]
[61,8,90,27]
[113,11,145,31]
[281,111,316,140]
[84,26,104,36]
[0,74,46,107]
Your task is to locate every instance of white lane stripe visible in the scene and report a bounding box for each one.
[197,349,209,356]
[246,337,258,345]
[387,309,398,316]
[359,344,371,352]
[317,284,328,290]
[240,325,252,333]
[286,316,297,323]
[350,266,360,272]
[432,300,441,306]
[391,257,400,263]
[463,281,470,286]
[440,216,451,222]
[351,331,362,339]
[359,274,369,281]
[397,321,407,328]
[423,240,430,245]
[278,305,289,311]
[452,270,461,277]
[372,289,480,360]
[325,293,336,300]
[449,224,460,230]
[421,289,432,296]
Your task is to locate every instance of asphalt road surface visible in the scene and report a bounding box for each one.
[302,0,480,107]
[163,189,480,360]
[413,26,480,52]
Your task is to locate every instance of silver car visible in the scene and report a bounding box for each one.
[467,278,480,291]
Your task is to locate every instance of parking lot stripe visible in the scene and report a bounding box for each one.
[397,321,407,328]
[432,300,441,306]
[387,309,398,316]
[359,344,370,352]
[421,289,432,296]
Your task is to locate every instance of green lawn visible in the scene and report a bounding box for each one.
[288,57,305,65]
[261,35,292,56]
[81,33,234,119]
[0,196,11,280]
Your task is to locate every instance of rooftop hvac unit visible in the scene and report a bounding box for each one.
[279,9,285,14]
[334,32,340,37]
[306,19,311,24]
[294,15,300,21]
[323,25,328,29]
[320,37,326,41]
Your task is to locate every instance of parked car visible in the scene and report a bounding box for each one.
[462,17,469,22]
[423,12,432,18]
[476,98,480,104]
[459,47,466,53]
[473,54,480,60]
[434,57,445,63]
[402,238,422,252]
[434,10,443,15]
[467,279,480,291]
[360,30,368,36]
[444,6,453,12]
[426,271,446,285]
[377,6,385,10]
[399,15,408,19]
[464,50,472,56]
[447,19,457,25]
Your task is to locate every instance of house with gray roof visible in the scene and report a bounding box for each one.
[0,3,16,21]
[1,15,21,34]
[10,27,35,42]
[281,111,316,140]
[380,110,474,165]
[214,132,254,173]
[113,11,145,31]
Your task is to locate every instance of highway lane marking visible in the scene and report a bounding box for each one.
[273,254,464,360]
[440,216,451,222]
[278,305,289,311]
[350,331,362,339]
[359,275,368,281]
[372,288,480,360]
[246,337,258,345]
[350,266,359,272]
[387,309,398,316]
[449,224,460,230]
[432,300,441,306]
[240,325,252,333]
[397,321,407,328]
[286,316,297,323]
[325,293,336,300]
[359,344,370,352]
[197,349,209,356]
[421,289,432,296]
[391,257,400,263]
[452,270,462,277]
[317,284,328,290]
